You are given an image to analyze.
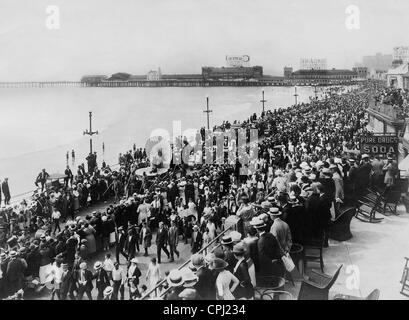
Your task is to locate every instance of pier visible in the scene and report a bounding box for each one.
[0,79,361,89]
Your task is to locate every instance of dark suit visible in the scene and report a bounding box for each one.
[257,232,283,278]
[316,193,332,244]
[1,181,10,205]
[195,266,216,300]
[168,226,179,260]
[93,268,111,300]
[191,230,203,254]
[6,258,27,294]
[116,231,128,263]
[224,250,237,273]
[76,269,93,300]
[233,259,254,299]
[156,227,170,263]
[125,232,139,260]
[60,269,74,300]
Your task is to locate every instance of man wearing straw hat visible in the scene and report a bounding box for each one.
[269,207,292,255]
[76,262,93,300]
[250,216,283,279]
[164,269,184,300]
[93,260,111,300]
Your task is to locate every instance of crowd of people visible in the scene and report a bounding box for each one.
[374,87,409,119]
[0,83,402,300]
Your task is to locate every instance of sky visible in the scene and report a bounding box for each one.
[0,0,408,81]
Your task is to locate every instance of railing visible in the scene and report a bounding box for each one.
[369,103,408,120]
[140,220,239,300]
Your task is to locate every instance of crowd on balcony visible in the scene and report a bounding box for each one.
[374,87,409,119]
[0,84,400,300]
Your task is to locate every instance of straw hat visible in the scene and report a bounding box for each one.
[229,231,242,243]
[130,258,139,264]
[221,235,233,245]
[94,261,102,270]
[269,207,282,217]
[209,258,229,270]
[249,217,266,228]
[190,254,205,268]
[182,270,198,288]
[204,252,216,264]
[232,242,245,255]
[167,270,184,287]
[104,286,113,296]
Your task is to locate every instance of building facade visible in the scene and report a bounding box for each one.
[386,63,409,90]
[352,67,368,79]
[288,69,358,84]
[202,66,263,80]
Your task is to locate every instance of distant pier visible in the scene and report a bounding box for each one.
[0,79,361,88]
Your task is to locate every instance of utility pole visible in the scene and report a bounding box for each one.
[83,111,98,154]
[294,86,298,105]
[203,95,213,130]
[260,89,267,115]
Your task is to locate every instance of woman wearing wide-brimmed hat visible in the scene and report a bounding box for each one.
[210,258,240,300]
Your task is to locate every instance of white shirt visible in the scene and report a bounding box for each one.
[112,267,126,283]
[103,258,115,272]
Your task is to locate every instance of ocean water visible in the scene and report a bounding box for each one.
[0,86,317,198]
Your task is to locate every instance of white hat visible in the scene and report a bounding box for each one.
[167,270,184,287]
[104,286,113,295]
[94,261,102,270]
[130,258,139,264]
[229,231,242,243]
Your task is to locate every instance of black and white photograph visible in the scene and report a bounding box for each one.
[0,0,408,307]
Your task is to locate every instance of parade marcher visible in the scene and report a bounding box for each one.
[76,262,94,300]
[168,219,180,262]
[93,261,111,300]
[140,221,152,257]
[145,257,161,296]
[156,221,170,264]
[111,262,126,300]
[115,226,128,263]
[127,258,142,300]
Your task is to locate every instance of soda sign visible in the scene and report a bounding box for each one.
[360,135,399,155]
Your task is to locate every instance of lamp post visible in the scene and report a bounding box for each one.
[260,89,267,115]
[294,86,298,105]
[203,95,213,130]
[83,111,98,154]
[314,84,318,99]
